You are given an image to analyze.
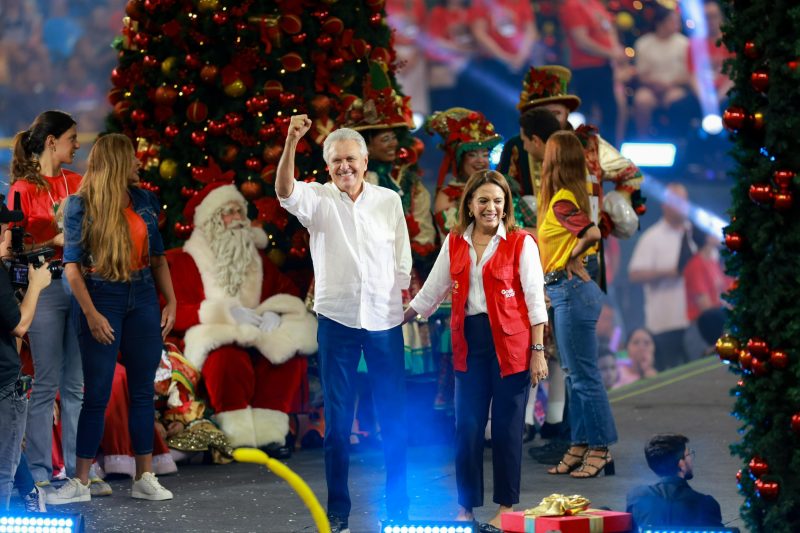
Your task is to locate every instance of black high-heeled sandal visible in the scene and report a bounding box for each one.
[547,445,588,475]
[570,447,615,478]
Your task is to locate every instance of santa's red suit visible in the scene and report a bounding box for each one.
[166,183,318,448]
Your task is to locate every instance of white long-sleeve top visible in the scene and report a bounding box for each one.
[279,180,411,331]
[410,223,548,326]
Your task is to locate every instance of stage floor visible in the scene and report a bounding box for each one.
[9,357,743,532]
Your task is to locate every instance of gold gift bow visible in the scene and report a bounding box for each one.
[524,494,591,517]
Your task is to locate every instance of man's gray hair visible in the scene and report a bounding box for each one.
[322,128,368,165]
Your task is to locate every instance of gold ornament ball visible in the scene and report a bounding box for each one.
[716,334,740,361]
[616,12,635,31]
[159,159,179,180]
[224,79,247,98]
[198,0,220,12]
[161,56,177,77]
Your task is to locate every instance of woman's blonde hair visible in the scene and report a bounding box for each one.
[537,131,591,229]
[453,169,517,235]
[79,134,135,281]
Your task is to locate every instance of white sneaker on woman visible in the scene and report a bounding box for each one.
[46,478,91,505]
[131,472,173,501]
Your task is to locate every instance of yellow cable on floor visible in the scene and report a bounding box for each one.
[233,448,331,533]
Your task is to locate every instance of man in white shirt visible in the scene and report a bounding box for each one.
[628,183,693,370]
[277,115,411,533]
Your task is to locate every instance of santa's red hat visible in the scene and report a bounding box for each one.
[183,182,246,227]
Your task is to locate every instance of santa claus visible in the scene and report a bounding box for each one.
[165,182,317,457]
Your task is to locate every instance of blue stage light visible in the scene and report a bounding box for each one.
[620,142,677,168]
[640,526,739,533]
[0,513,84,533]
[381,521,475,533]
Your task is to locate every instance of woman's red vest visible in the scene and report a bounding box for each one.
[449,230,532,377]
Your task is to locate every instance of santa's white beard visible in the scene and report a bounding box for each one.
[203,219,258,298]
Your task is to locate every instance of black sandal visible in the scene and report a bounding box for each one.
[570,447,615,478]
[547,445,588,475]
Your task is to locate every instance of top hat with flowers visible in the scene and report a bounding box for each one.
[425,107,502,189]
[339,62,414,132]
[517,65,581,112]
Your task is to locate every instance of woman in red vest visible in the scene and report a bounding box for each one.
[404,170,547,531]
[537,131,618,478]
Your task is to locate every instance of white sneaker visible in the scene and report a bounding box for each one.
[46,478,91,505]
[89,477,113,497]
[22,486,47,512]
[131,472,173,501]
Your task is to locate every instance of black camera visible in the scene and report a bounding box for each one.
[1,192,64,288]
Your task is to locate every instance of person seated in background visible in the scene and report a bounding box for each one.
[627,434,723,529]
[632,6,691,137]
[597,346,620,391]
[616,328,658,387]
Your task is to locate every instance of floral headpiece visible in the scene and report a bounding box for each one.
[518,65,581,112]
[340,62,413,132]
[425,107,502,187]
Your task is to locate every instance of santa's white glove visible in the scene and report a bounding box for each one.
[259,311,282,333]
[602,190,639,239]
[230,306,262,327]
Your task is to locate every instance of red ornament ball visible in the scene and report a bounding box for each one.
[774,170,795,189]
[722,106,747,131]
[369,13,383,26]
[738,350,753,371]
[724,232,742,252]
[240,180,263,201]
[187,101,208,123]
[220,145,239,164]
[746,337,770,361]
[245,158,262,171]
[743,41,759,59]
[207,120,227,136]
[164,124,180,139]
[751,357,769,376]
[329,57,344,70]
[748,457,769,478]
[258,124,277,140]
[225,112,243,127]
[773,191,793,211]
[130,109,148,123]
[184,53,201,70]
[748,183,774,205]
[200,65,219,83]
[316,34,333,49]
[750,69,769,92]
[181,84,197,97]
[755,479,779,500]
[212,11,229,25]
[791,413,800,434]
[190,130,207,147]
[142,55,159,69]
[769,349,789,369]
[291,32,307,44]
[154,86,178,106]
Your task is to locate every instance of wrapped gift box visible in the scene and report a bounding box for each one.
[501,509,632,533]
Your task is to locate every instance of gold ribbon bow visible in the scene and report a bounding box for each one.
[524,494,591,517]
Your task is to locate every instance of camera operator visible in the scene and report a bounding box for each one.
[0,203,53,510]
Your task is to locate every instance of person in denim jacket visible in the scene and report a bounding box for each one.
[50,134,177,504]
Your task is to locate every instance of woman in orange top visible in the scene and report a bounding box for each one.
[49,134,177,504]
[8,110,83,487]
[537,131,618,478]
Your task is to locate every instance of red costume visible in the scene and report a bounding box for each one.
[167,184,318,448]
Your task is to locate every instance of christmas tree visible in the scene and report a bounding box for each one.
[105,0,402,271]
[715,0,800,530]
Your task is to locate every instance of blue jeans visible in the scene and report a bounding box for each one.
[317,316,409,521]
[74,269,162,459]
[25,278,83,481]
[0,378,28,509]
[547,277,618,447]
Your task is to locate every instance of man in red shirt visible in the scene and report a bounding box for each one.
[559,0,626,144]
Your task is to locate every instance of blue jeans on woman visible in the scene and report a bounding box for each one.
[25,278,83,482]
[316,315,409,523]
[546,276,618,447]
[74,269,162,460]
[0,378,27,509]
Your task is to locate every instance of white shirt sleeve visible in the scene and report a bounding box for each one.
[628,227,655,274]
[393,193,412,290]
[278,180,320,229]
[519,234,549,325]
[409,234,454,318]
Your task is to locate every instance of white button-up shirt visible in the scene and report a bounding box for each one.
[410,223,548,326]
[280,180,411,330]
